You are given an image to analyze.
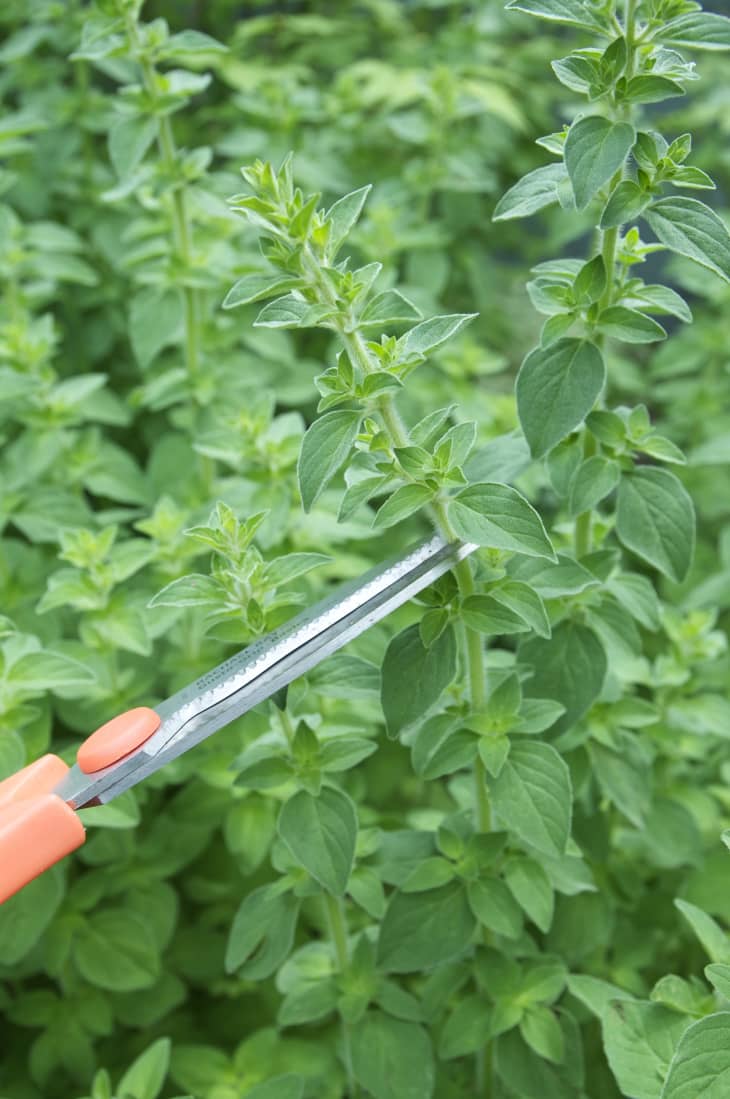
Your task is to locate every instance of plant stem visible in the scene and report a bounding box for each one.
[323,893,358,1098]
[302,249,492,835]
[304,222,497,1099]
[124,13,202,388]
[574,421,599,557]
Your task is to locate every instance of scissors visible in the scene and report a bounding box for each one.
[0,534,476,905]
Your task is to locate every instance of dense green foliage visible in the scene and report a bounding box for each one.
[1,0,730,1097]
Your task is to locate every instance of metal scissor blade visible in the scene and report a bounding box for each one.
[54,534,476,808]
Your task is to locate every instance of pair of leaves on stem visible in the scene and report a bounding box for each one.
[495,116,730,284]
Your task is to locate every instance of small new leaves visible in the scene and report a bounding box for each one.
[448,482,555,559]
[564,117,635,210]
[516,339,606,457]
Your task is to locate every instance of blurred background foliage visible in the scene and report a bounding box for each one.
[0,1,728,1097]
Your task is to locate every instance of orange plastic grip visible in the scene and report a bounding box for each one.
[0,755,85,905]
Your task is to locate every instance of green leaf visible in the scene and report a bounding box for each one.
[661,1013,730,1098]
[326,185,372,252]
[297,409,362,511]
[78,789,140,830]
[516,339,606,457]
[643,197,730,283]
[402,857,455,893]
[373,484,433,528]
[598,306,667,343]
[360,289,422,326]
[600,180,651,228]
[657,12,730,50]
[590,734,651,827]
[263,552,330,586]
[705,965,730,999]
[277,786,357,896]
[573,255,606,305]
[381,623,457,738]
[163,29,227,55]
[569,456,620,515]
[603,1001,688,1099]
[520,1005,565,1064]
[377,882,476,972]
[567,974,635,1018]
[490,581,551,638]
[351,1012,435,1099]
[631,283,692,323]
[222,273,304,308]
[493,163,567,221]
[225,884,300,977]
[108,116,156,178]
[675,899,730,963]
[411,714,477,779]
[246,1077,305,1099]
[625,75,685,104]
[0,866,63,965]
[440,996,492,1059]
[75,910,160,992]
[504,856,554,932]
[520,621,607,734]
[505,0,609,32]
[6,649,95,692]
[468,878,523,938]
[147,574,223,609]
[254,295,332,328]
[509,554,600,597]
[489,740,572,857]
[402,314,476,357]
[117,1038,170,1099]
[616,467,695,582]
[564,117,635,210]
[461,595,532,637]
[129,289,183,369]
[448,482,555,559]
[608,571,661,630]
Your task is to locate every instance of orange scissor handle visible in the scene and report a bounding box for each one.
[0,754,86,905]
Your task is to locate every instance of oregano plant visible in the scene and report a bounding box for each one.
[0,1,729,1098]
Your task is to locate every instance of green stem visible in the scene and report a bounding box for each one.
[323,894,358,1098]
[624,0,638,77]
[574,430,598,557]
[303,234,493,1099]
[302,248,492,834]
[124,14,202,388]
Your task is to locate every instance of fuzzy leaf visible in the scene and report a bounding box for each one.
[644,197,730,283]
[381,623,457,738]
[489,740,572,857]
[564,117,635,209]
[516,338,606,457]
[616,467,695,582]
[278,787,357,896]
[493,163,567,221]
[448,482,555,559]
[297,409,362,511]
